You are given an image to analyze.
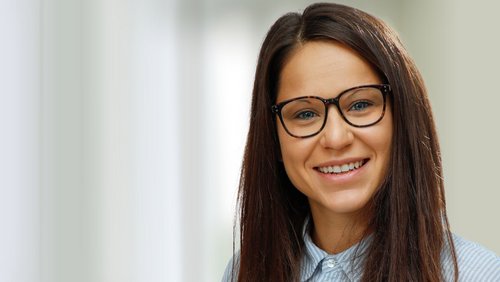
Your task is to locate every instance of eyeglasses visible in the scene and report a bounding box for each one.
[271,84,391,138]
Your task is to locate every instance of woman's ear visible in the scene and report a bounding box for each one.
[275,132,283,162]
[277,149,283,162]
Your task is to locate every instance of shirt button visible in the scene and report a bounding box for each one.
[325,258,336,268]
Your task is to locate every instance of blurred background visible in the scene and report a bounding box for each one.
[1,0,499,281]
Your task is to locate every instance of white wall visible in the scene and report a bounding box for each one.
[438,0,500,254]
[392,0,500,253]
[0,1,40,281]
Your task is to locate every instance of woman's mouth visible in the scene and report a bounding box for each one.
[315,159,369,175]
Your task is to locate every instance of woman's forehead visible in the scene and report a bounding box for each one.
[277,41,381,101]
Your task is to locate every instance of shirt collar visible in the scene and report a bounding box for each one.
[300,217,372,281]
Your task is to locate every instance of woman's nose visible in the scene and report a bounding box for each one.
[319,108,354,150]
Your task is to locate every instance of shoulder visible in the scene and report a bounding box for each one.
[442,233,500,281]
[221,251,240,282]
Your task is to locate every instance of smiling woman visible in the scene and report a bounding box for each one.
[222,2,500,282]
[275,42,393,233]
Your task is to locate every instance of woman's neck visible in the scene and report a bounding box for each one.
[309,207,370,254]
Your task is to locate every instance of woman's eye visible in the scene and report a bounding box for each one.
[349,101,371,111]
[295,110,317,120]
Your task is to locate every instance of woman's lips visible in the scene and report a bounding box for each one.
[314,158,370,183]
[316,159,367,174]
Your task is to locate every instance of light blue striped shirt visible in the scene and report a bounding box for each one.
[222,223,500,281]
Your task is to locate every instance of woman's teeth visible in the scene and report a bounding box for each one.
[317,160,365,174]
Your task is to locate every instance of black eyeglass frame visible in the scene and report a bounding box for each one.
[271,84,391,138]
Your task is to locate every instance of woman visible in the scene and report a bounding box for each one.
[223,3,500,281]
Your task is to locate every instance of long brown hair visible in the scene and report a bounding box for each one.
[235,3,458,281]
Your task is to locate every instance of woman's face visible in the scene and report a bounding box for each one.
[276,41,393,218]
